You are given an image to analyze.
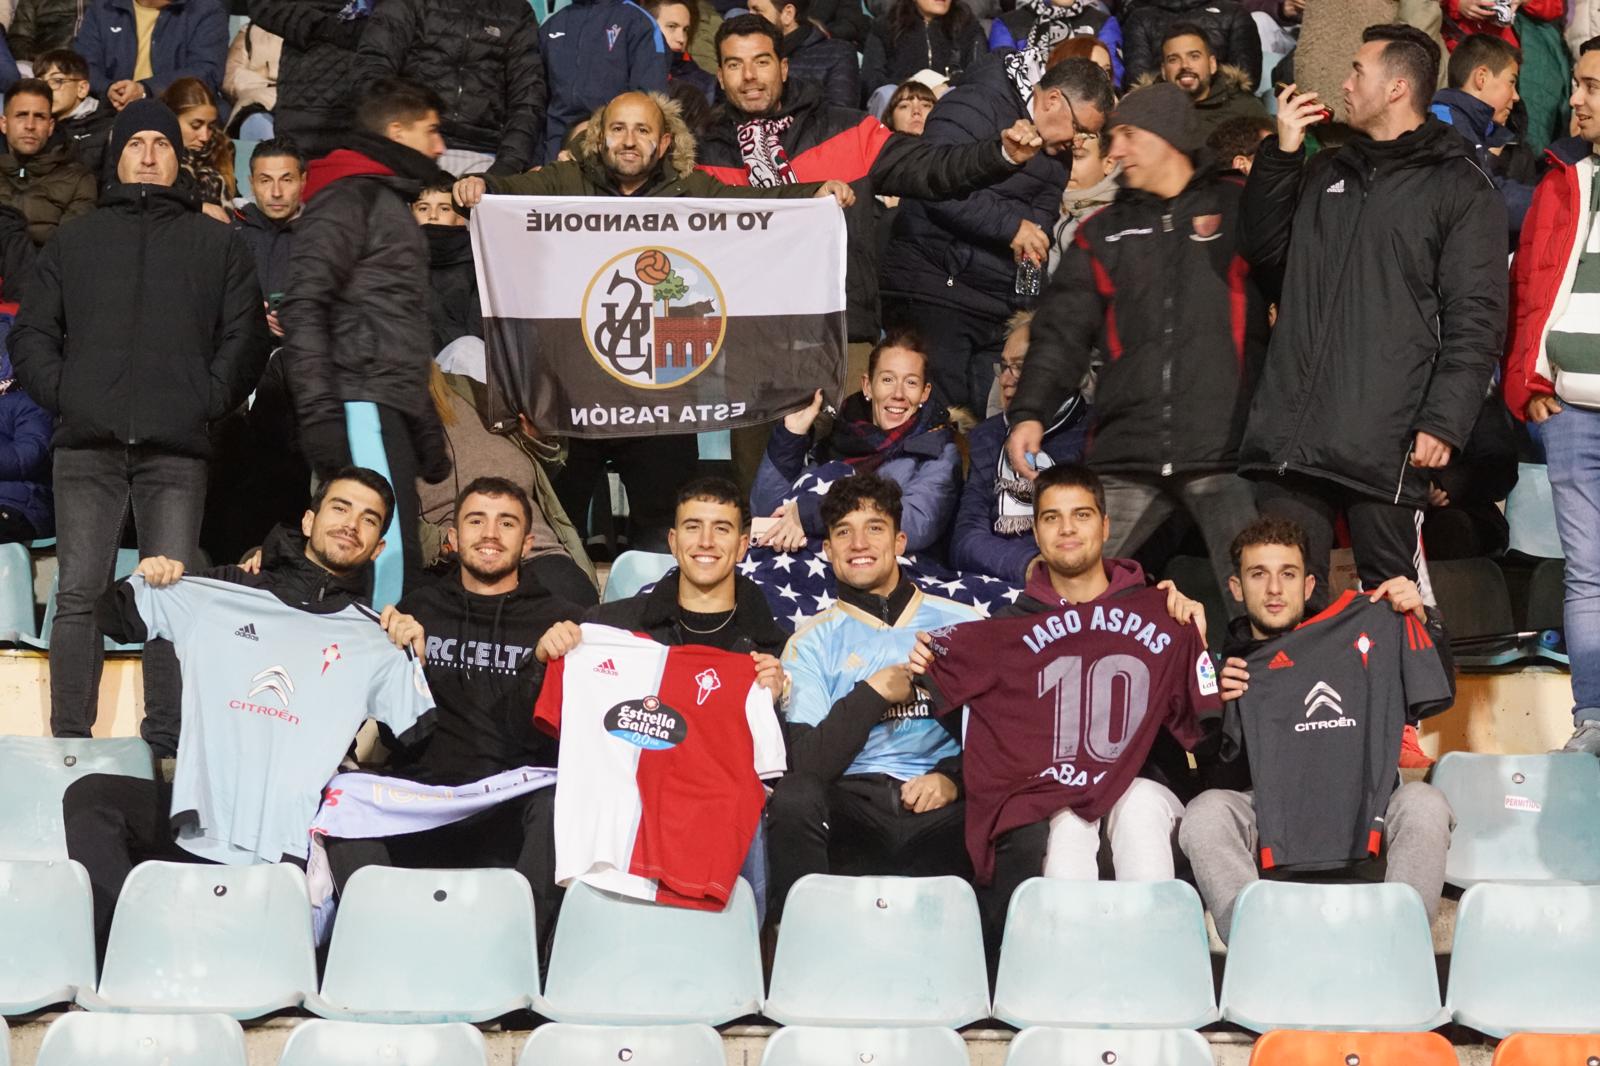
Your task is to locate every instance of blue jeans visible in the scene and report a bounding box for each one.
[51,445,207,755]
[1534,404,1600,723]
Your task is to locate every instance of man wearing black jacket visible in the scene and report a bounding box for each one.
[324,476,582,950]
[1239,24,1506,604]
[281,79,455,612]
[1007,83,1266,606]
[745,0,859,109]
[11,98,270,757]
[695,14,1055,479]
[879,55,1113,413]
[765,474,975,922]
[248,0,372,156]
[64,467,431,950]
[355,0,547,176]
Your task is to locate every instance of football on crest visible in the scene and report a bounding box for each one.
[634,248,672,285]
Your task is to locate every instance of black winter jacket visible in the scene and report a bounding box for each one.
[1121,0,1261,88]
[1013,163,1268,475]
[1238,121,1507,508]
[10,182,269,457]
[230,201,296,298]
[697,76,1020,339]
[8,0,86,61]
[389,561,583,785]
[861,13,987,99]
[880,54,1069,321]
[248,0,369,155]
[279,132,452,476]
[356,0,547,174]
[585,568,789,656]
[781,24,859,110]
[424,223,481,353]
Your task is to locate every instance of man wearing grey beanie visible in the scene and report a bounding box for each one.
[10,95,271,756]
[1005,81,1269,611]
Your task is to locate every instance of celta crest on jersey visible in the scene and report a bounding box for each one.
[604,695,688,750]
[694,667,722,706]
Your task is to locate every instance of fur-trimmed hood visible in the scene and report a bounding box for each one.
[574,91,698,182]
[1129,63,1255,98]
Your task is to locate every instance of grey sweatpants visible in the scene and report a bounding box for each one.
[1178,782,1455,943]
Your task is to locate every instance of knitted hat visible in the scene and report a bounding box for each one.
[1105,83,1202,154]
[108,98,184,174]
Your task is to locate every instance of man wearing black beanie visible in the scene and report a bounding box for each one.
[279,77,456,612]
[1005,81,1269,612]
[10,96,272,756]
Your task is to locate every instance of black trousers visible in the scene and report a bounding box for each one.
[765,772,970,923]
[553,434,698,554]
[1257,474,1428,611]
[982,819,1051,973]
[63,773,220,958]
[323,788,562,959]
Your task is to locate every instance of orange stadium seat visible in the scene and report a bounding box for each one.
[1492,1033,1600,1065]
[1248,1030,1457,1065]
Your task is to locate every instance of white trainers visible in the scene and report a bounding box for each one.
[1560,720,1600,755]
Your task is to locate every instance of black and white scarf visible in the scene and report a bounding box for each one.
[737,115,798,188]
[1004,0,1091,100]
[994,398,1083,534]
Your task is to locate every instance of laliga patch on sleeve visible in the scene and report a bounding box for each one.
[1196,652,1218,696]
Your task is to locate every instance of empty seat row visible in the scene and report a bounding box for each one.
[0,545,143,651]
[7,857,1600,1037]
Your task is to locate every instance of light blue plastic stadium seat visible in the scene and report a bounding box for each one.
[538,878,762,1025]
[698,430,731,462]
[81,861,316,1018]
[35,1012,247,1066]
[0,541,35,643]
[602,551,676,603]
[518,1023,725,1065]
[309,866,538,1024]
[0,736,155,860]
[1433,753,1600,887]
[1507,462,1562,559]
[761,1026,969,1066]
[1219,881,1447,1033]
[1004,1027,1216,1066]
[279,1020,489,1066]
[0,859,96,1015]
[23,547,143,651]
[993,878,1217,1029]
[1446,883,1600,1037]
[765,874,989,1028]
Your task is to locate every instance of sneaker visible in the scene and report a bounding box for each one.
[1398,724,1434,769]
[1560,720,1600,755]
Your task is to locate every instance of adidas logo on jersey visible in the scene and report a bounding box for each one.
[234,623,259,641]
[1268,650,1294,669]
[593,658,619,676]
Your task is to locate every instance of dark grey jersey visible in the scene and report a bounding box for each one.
[1224,591,1453,871]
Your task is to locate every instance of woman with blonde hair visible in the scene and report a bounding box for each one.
[160,77,234,219]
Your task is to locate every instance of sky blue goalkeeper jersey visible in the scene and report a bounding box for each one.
[126,574,436,865]
[781,585,979,780]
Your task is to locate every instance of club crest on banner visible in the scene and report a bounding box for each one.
[582,246,728,389]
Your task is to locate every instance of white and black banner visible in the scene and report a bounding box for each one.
[470,196,848,438]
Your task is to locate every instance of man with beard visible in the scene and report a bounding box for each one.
[1158,22,1265,141]
[63,467,434,951]
[1179,516,1455,943]
[320,476,583,953]
[1238,24,1506,605]
[452,90,855,554]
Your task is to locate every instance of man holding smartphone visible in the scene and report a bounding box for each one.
[1234,23,1506,606]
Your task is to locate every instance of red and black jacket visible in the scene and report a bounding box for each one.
[696,77,1017,341]
[1012,161,1268,476]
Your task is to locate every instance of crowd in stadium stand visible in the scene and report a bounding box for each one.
[0,0,1597,979]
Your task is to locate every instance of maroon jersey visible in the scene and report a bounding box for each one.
[923,583,1219,884]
